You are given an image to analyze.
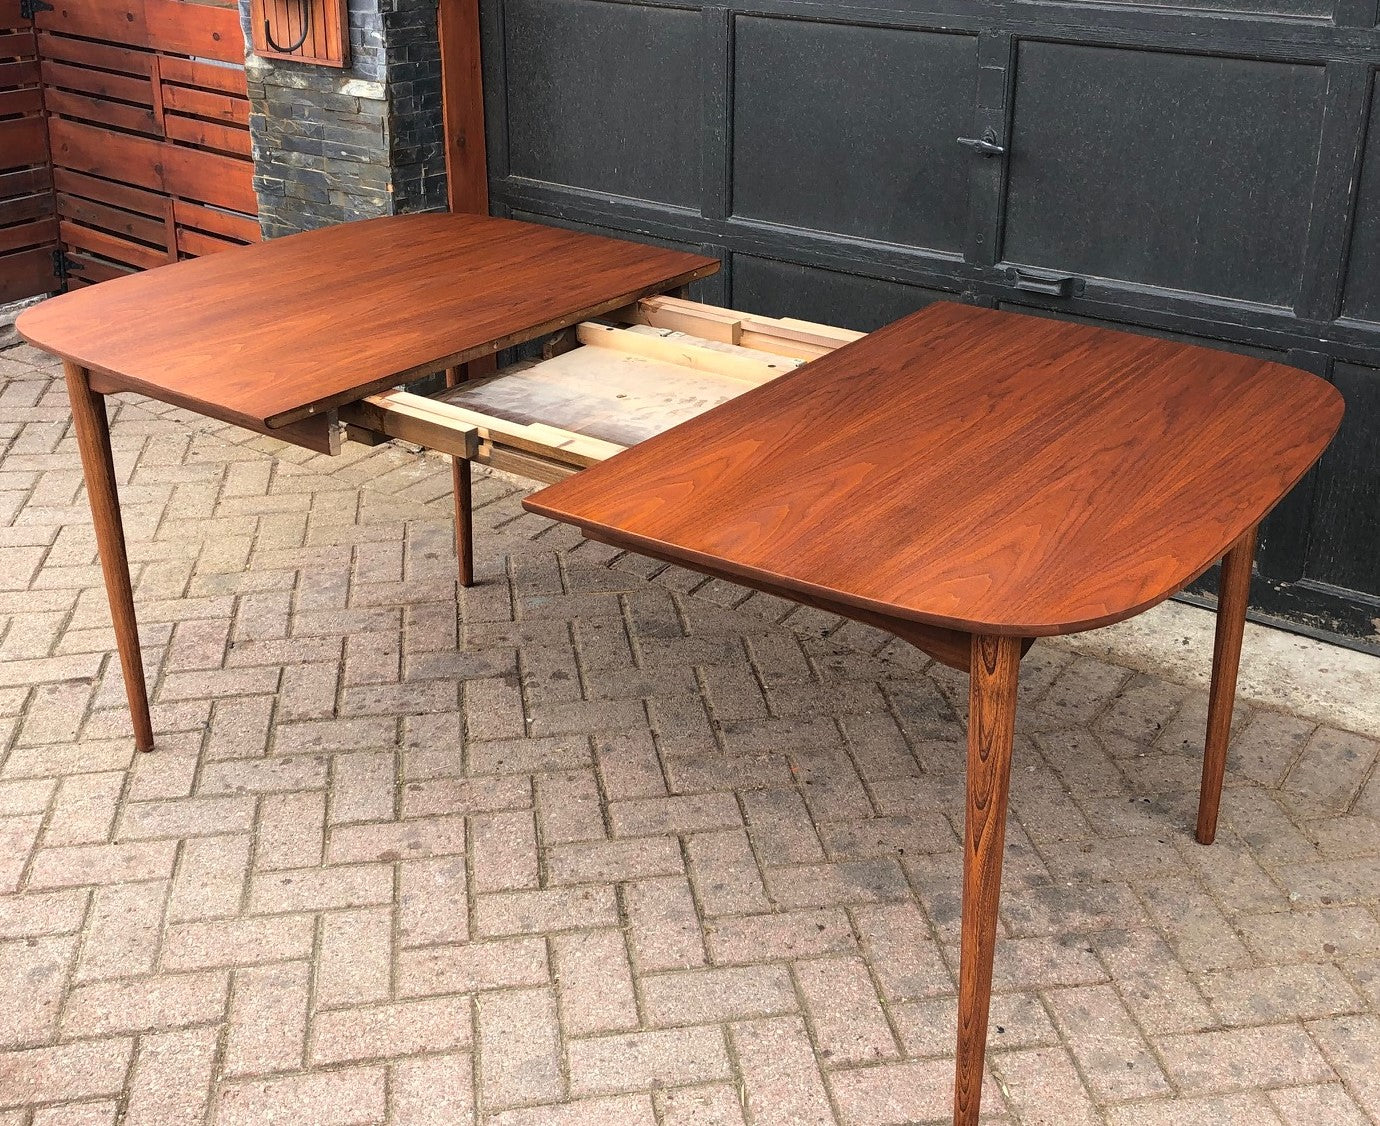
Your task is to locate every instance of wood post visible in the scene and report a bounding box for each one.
[438,0,488,216]
[62,363,154,752]
[1195,525,1258,845]
[953,633,1022,1126]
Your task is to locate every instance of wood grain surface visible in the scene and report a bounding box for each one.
[17,212,718,430]
[1196,524,1258,845]
[526,302,1344,636]
[62,362,153,752]
[954,633,1021,1124]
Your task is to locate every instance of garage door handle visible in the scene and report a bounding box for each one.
[1007,268,1079,297]
[957,128,1006,157]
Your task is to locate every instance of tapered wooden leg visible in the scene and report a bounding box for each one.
[954,633,1022,1126]
[1195,525,1258,846]
[63,363,154,752]
[445,365,475,587]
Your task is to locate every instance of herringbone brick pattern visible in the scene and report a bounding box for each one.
[1,337,1378,1125]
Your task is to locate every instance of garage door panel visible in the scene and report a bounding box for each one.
[1306,362,1380,595]
[483,0,1380,651]
[1340,83,1380,323]
[1003,42,1326,307]
[1032,0,1332,15]
[503,0,701,208]
[731,17,976,255]
[732,255,950,332]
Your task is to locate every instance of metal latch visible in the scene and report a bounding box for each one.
[957,127,1006,157]
[19,0,55,20]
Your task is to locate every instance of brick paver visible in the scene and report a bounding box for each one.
[0,336,1378,1123]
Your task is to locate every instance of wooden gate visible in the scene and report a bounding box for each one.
[0,0,257,302]
[0,1,54,304]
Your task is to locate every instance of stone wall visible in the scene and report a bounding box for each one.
[239,0,448,238]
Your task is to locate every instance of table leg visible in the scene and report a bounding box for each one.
[954,633,1022,1126]
[63,362,154,752]
[1195,525,1258,846]
[445,365,475,588]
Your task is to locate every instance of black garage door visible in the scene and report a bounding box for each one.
[479,0,1380,653]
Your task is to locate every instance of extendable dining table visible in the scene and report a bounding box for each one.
[17,212,1343,1126]
[524,301,1344,1123]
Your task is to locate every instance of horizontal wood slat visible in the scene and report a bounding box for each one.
[37,33,153,77]
[0,117,48,171]
[0,28,34,58]
[60,217,170,270]
[159,55,246,97]
[44,86,160,134]
[0,9,56,302]
[0,86,41,116]
[161,82,249,125]
[164,138,256,215]
[35,1,244,64]
[58,192,169,248]
[0,245,54,303]
[0,190,54,225]
[64,253,138,285]
[48,117,257,216]
[0,166,53,198]
[2,0,256,304]
[0,58,38,89]
[40,58,154,105]
[0,215,57,254]
[176,224,241,258]
[48,118,164,194]
[54,167,166,220]
[164,112,252,157]
[173,198,259,243]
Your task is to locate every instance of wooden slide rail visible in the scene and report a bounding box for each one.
[347,295,864,475]
[342,293,867,592]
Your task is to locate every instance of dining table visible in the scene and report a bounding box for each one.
[17,215,1344,1125]
[523,299,1344,1124]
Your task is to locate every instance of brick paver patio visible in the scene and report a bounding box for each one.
[1,336,1378,1125]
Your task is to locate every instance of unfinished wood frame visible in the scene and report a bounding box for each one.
[343,296,866,586]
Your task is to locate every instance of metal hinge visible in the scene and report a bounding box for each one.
[52,250,85,292]
[19,0,54,20]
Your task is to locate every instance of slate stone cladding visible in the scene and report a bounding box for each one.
[238,0,447,238]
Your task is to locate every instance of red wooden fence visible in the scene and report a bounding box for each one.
[0,0,258,301]
[0,2,56,304]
